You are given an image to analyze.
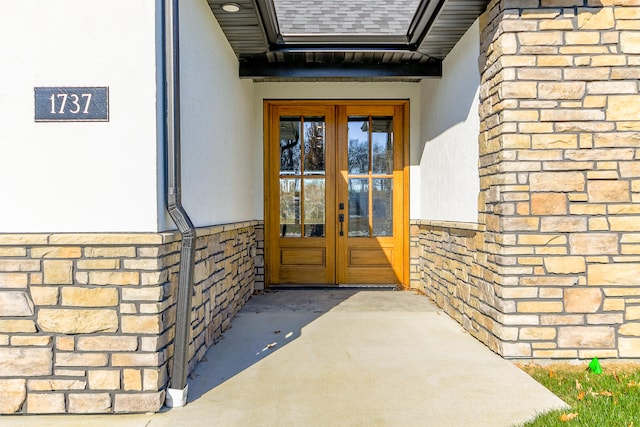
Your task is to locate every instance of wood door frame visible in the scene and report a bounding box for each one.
[263,99,410,288]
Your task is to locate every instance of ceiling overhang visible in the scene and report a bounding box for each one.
[207,0,489,81]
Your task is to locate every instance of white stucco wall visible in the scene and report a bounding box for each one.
[253,83,422,218]
[172,0,257,230]
[0,0,160,232]
[418,20,481,223]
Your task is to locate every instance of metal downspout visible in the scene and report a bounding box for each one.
[163,0,196,407]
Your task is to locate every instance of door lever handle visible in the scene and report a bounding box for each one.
[338,214,344,236]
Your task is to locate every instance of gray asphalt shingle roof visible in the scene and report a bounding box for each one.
[273,0,421,35]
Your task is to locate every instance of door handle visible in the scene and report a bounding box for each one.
[339,214,344,236]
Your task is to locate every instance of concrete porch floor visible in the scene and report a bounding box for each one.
[2,289,566,426]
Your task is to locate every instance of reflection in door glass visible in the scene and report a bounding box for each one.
[304,118,325,175]
[372,117,393,174]
[304,179,325,237]
[348,117,369,174]
[373,178,393,236]
[348,178,369,237]
[280,178,301,237]
[280,117,301,175]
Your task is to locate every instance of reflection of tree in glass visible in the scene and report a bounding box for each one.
[280,119,301,173]
[304,121,324,173]
[348,139,368,174]
[372,118,393,174]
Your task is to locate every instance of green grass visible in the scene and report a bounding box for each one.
[517,363,640,427]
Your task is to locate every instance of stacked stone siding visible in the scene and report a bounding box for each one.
[475,0,640,359]
[415,1,640,361]
[0,221,260,414]
[411,221,503,353]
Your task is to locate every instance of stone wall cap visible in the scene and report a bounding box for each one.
[0,221,263,246]
[410,219,485,232]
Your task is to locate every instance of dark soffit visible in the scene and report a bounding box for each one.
[207,0,489,80]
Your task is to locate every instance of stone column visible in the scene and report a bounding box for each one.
[479,0,640,358]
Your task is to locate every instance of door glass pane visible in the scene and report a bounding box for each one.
[372,117,393,174]
[348,178,369,237]
[280,178,301,237]
[280,117,301,175]
[348,117,369,174]
[304,117,325,175]
[304,179,325,237]
[373,178,393,236]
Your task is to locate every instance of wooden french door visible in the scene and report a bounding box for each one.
[265,100,408,286]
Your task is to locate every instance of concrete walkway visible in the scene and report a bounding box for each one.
[2,289,565,426]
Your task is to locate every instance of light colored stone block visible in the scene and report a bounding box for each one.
[541,217,587,233]
[569,233,619,255]
[31,247,82,259]
[0,273,29,288]
[77,336,138,352]
[85,247,136,258]
[518,301,564,313]
[56,336,75,351]
[609,217,640,232]
[540,314,585,325]
[530,172,585,192]
[626,306,640,321]
[55,352,108,367]
[588,263,640,286]
[121,287,164,302]
[88,370,120,390]
[532,134,577,150]
[608,95,640,121]
[124,369,142,391]
[27,379,86,391]
[43,261,73,285]
[539,82,586,100]
[61,287,118,307]
[0,247,27,257]
[501,342,532,357]
[531,193,567,215]
[114,392,165,413]
[603,298,625,311]
[557,326,615,348]
[499,82,537,99]
[0,291,34,317]
[621,32,640,54]
[121,315,162,334]
[520,327,556,340]
[544,256,586,274]
[30,286,59,305]
[0,320,36,333]
[11,336,52,346]
[565,288,602,313]
[76,259,120,270]
[588,180,630,203]
[89,271,139,286]
[619,323,640,336]
[38,309,117,334]
[619,337,640,357]
[68,393,111,414]
[586,313,623,324]
[112,353,160,367]
[0,260,40,272]
[0,379,26,414]
[26,393,65,414]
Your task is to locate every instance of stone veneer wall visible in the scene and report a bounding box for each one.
[411,221,503,353]
[416,0,640,361]
[0,221,262,414]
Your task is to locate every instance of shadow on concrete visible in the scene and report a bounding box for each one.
[186,289,362,401]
